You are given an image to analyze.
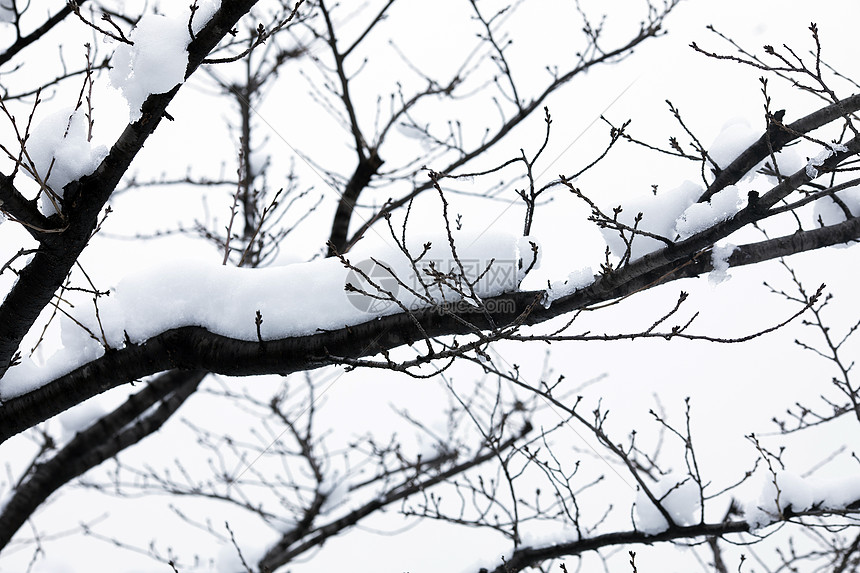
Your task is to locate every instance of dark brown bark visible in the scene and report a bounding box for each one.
[327,150,384,256]
[0,369,205,550]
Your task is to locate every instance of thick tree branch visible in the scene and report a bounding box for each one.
[0,369,205,551]
[2,214,857,444]
[326,150,384,256]
[2,4,857,571]
[481,501,860,573]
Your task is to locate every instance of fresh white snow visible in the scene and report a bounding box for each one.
[109,2,220,122]
[708,243,736,286]
[25,108,108,216]
[707,118,760,173]
[706,117,803,183]
[600,180,701,261]
[0,232,537,400]
[805,143,848,180]
[744,471,860,530]
[544,267,594,305]
[633,474,701,534]
[57,398,108,440]
[674,185,743,240]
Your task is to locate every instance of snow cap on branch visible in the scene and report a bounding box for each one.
[0,230,537,400]
[26,107,108,215]
[109,1,220,122]
[634,474,701,535]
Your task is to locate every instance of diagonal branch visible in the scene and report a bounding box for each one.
[0,1,270,378]
[699,93,860,202]
[0,1,89,67]
[0,369,205,551]
[326,150,384,256]
[259,423,532,571]
[344,4,678,249]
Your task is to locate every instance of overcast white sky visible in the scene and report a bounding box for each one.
[0,1,859,572]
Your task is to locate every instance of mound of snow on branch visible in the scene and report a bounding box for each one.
[707,118,760,174]
[674,185,743,240]
[744,471,860,529]
[634,474,701,535]
[26,108,108,215]
[110,1,220,121]
[600,180,744,264]
[707,117,804,183]
[0,232,538,400]
[805,143,848,179]
[708,243,737,286]
[544,267,594,305]
[600,180,701,261]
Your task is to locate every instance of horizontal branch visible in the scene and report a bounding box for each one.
[487,520,748,573]
[2,215,857,443]
[482,498,860,573]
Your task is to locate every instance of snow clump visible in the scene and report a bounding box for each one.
[25,108,108,215]
[674,185,744,240]
[57,398,108,440]
[708,243,736,286]
[544,267,594,306]
[744,471,860,530]
[600,180,701,261]
[805,143,849,179]
[708,118,760,174]
[706,117,804,185]
[634,474,702,535]
[110,1,220,121]
[0,231,537,400]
